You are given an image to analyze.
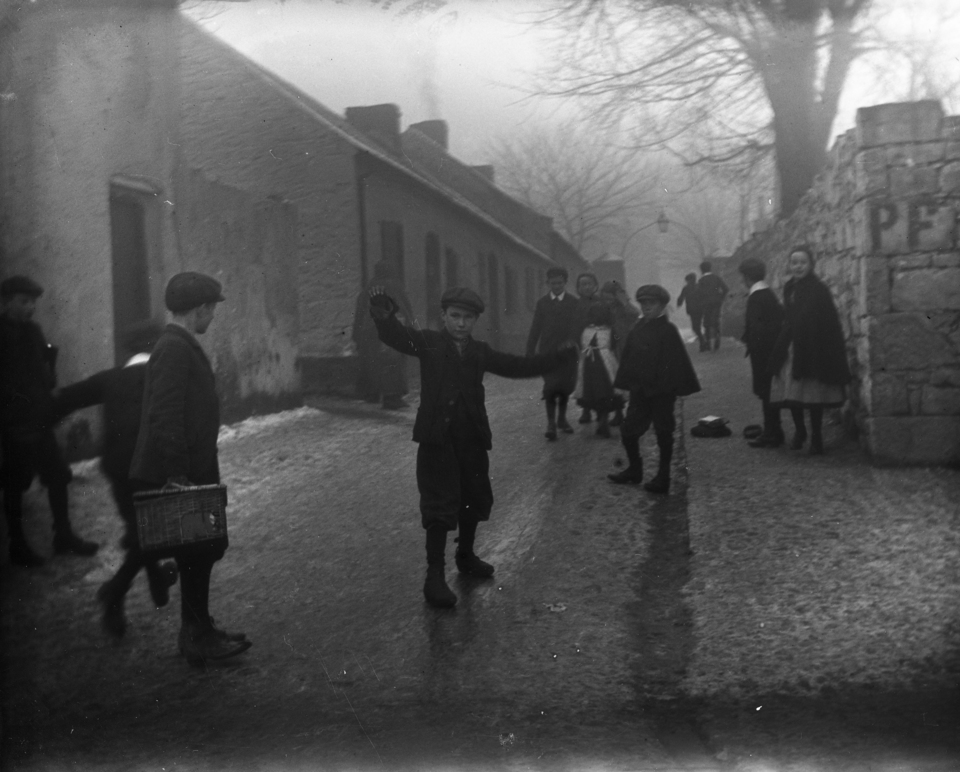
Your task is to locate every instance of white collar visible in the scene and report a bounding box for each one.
[748,281,770,295]
[124,352,151,367]
[550,291,566,301]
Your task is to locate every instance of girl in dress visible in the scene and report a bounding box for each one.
[575,303,624,438]
[768,246,851,455]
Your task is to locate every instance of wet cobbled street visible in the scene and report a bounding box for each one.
[2,343,959,771]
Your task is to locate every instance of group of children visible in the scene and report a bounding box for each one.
[369,271,700,608]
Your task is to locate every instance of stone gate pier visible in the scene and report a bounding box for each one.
[731,100,960,466]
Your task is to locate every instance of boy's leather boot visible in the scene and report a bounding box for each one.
[424,525,456,607]
[643,431,673,494]
[454,518,494,578]
[608,460,643,484]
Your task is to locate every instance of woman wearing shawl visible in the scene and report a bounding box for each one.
[768,246,851,455]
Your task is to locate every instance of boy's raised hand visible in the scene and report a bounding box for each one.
[368,286,398,320]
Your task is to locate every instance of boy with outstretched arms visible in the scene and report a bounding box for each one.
[369,285,576,608]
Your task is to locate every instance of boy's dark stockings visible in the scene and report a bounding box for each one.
[790,406,822,453]
[608,434,644,484]
[643,430,673,494]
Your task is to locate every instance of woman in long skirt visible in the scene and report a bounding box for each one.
[768,246,851,455]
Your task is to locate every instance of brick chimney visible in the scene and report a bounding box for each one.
[471,165,495,183]
[345,104,402,155]
[410,119,448,150]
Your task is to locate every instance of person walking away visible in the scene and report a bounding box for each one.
[574,304,623,438]
[53,320,179,638]
[696,261,729,351]
[129,272,251,666]
[526,267,580,440]
[677,272,705,350]
[369,285,576,608]
[608,285,700,494]
[737,259,786,448]
[1,275,98,567]
[768,246,851,455]
[599,281,640,428]
[352,261,415,409]
[574,272,602,424]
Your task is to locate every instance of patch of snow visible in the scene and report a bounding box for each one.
[218,406,323,444]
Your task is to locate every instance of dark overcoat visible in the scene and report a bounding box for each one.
[677,282,702,314]
[525,293,580,396]
[741,287,784,400]
[129,325,221,486]
[614,315,701,398]
[375,312,572,450]
[696,273,729,309]
[0,316,56,436]
[55,363,146,483]
[769,273,851,385]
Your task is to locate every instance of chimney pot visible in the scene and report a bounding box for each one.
[345,104,402,155]
[410,119,449,150]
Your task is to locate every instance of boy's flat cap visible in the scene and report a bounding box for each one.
[635,284,670,304]
[1,275,44,298]
[165,272,225,313]
[441,287,484,314]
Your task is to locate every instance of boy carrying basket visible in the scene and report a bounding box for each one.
[369,285,576,608]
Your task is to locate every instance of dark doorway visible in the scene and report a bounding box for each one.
[487,252,500,348]
[425,232,441,329]
[380,221,405,284]
[109,186,153,366]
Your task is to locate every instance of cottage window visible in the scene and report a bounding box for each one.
[445,248,459,288]
[380,221,405,283]
[504,266,517,316]
[425,232,442,327]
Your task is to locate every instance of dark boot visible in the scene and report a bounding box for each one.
[595,412,611,438]
[96,579,127,639]
[789,407,808,449]
[644,431,673,494]
[809,407,824,455]
[609,435,643,483]
[146,560,179,607]
[49,485,98,556]
[424,525,456,607]
[556,397,574,433]
[749,402,784,447]
[454,518,494,577]
[5,494,44,567]
[178,621,252,667]
[545,399,558,440]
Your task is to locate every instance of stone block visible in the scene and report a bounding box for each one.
[856,101,945,148]
[941,162,960,193]
[854,149,888,198]
[887,142,945,167]
[867,199,956,254]
[921,385,960,415]
[866,372,911,415]
[889,166,939,197]
[868,313,956,370]
[932,252,960,268]
[891,267,960,311]
[859,255,891,315]
[931,367,960,387]
[864,416,960,466]
[893,254,933,270]
[944,115,960,141]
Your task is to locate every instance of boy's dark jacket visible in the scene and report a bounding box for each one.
[129,325,221,486]
[374,311,574,449]
[613,315,701,398]
[54,362,146,483]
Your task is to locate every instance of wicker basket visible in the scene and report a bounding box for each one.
[134,484,228,553]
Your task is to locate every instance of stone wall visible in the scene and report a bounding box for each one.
[731,100,960,466]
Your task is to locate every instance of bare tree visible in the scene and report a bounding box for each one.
[533,0,876,218]
[486,116,666,258]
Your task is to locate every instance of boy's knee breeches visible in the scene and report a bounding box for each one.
[416,433,493,531]
[620,394,676,439]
